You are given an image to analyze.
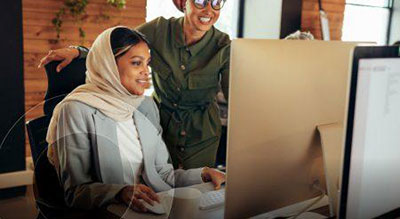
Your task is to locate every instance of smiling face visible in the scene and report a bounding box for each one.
[184,0,221,33]
[116,41,151,96]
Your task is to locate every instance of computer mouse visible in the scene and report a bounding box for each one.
[141,200,166,215]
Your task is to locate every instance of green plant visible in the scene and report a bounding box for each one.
[52,0,126,42]
[52,8,66,39]
[107,0,126,9]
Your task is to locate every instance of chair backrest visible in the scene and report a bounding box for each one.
[26,115,50,164]
[26,116,66,211]
[25,58,86,215]
[44,59,86,116]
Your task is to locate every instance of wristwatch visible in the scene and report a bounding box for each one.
[68,45,88,59]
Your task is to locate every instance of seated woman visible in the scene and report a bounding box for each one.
[46,26,224,212]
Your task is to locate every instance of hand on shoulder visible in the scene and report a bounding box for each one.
[38,46,80,72]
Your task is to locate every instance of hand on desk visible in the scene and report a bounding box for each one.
[117,184,160,213]
[201,167,225,190]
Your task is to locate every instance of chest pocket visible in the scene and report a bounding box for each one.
[150,55,172,81]
[188,73,219,90]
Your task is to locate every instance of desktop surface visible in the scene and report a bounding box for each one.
[106,182,330,219]
[107,183,225,219]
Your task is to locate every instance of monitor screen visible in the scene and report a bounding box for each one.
[341,58,400,219]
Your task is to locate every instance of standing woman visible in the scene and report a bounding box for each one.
[39,0,230,169]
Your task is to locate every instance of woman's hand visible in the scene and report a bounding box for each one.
[117,184,160,212]
[38,47,80,72]
[201,167,225,190]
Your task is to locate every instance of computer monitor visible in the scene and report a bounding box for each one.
[225,39,358,219]
[338,47,400,219]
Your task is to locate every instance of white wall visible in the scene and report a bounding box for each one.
[389,0,400,44]
[243,0,283,39]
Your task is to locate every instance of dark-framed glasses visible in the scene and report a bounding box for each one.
[192,0,226,10]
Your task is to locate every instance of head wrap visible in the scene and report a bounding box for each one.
[47,26,145,163]
[173,0,186,12]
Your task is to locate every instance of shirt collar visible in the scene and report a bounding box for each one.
[173,17,214,56]
[173,17,186,48]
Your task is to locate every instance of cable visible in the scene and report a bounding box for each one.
[290,182,327,219]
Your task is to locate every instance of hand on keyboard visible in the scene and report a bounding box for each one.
[201,167,226,190]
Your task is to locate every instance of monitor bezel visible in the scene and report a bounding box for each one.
[338,46,400,218]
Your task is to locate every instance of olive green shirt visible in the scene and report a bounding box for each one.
[138,17,230,168]
[80,17,231,168]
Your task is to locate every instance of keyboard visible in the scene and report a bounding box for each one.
[199,188,225,210]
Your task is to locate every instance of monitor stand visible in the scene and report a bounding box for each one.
[252,195,329,218]
[317,123,345,217]
[253,123,344,219]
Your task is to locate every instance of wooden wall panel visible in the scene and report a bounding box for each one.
[23,0,146,157]
[301,0,345,40]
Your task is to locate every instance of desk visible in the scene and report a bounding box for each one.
[107,183,224,219]
[106,183,331,219]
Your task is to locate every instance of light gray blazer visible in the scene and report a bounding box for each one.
[51,96,203,209]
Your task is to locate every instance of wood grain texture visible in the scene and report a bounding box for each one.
[301,0,345,40]
[23,0,146,157]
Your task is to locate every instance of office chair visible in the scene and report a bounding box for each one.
[26,116,50,164]
[26,116,67,218]
[43,58,86,116]
[25,58,91,218]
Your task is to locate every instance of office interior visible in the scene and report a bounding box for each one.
[1,0,400,218]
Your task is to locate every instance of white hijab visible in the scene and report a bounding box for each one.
[47,26,145,162]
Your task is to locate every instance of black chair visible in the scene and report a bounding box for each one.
[26,116,50,164]
[44,58,86,116]
[26,116,67,218]
[25,59,90,218]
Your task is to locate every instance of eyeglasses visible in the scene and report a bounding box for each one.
[192,0,226,10]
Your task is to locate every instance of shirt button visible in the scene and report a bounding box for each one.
[173,103,178,107]
[180,130,186,136]
[180,64,186,70]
